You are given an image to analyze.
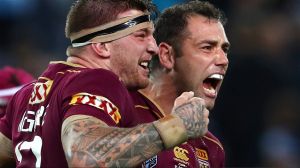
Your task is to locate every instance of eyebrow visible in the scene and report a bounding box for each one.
[222,42,231,48]
[200,39,230,47]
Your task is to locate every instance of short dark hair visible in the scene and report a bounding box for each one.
[65,0,157,38]
[151,1,226,70]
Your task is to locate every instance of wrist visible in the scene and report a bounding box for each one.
[153,115,187,149]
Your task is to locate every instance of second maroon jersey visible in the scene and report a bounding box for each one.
[131,91,225,168]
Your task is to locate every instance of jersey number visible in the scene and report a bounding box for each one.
[15,136,42,168]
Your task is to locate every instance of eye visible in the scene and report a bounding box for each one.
[134,30,147,39]
[222,45,230,54]
[201,45,213,52]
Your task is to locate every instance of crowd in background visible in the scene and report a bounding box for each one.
[0,0,299,167]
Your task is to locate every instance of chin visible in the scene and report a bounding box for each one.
[139,78,150,88]
[129,81,149,91]
[139,82,149,89]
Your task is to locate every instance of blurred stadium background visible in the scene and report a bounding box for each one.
[0,0,299,167]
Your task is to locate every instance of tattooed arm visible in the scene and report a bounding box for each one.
[0,132,15,168]
[61,91,209,167]
[61,115,164,167]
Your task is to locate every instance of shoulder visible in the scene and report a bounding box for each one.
[130,91,165,118]
[62,69,131,123]
[62,68,125,96]
[66,68,120,83]
[45,63,121,88]
[203,131,224,151]
[10,82,35,106]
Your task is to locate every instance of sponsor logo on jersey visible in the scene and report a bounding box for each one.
[195,148,208,160]
[70,92,121,124]
[195,148,210,168]
[142,155,157,168]
[198,159,210,168]
[173,146,190,166]
[175,163,188,168]
[29,81,53,104]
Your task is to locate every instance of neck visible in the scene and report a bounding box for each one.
[142,71,178,115]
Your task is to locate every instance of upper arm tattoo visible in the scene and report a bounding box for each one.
[61,115,164,167]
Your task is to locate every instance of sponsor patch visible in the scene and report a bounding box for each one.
[142,155,157,168]
[195,148,210,168]
[173,146,190,166]
[195,148,208,160]
[29,80,53,104]
[70,92,121,124]
[198,159,210,168]
[175,163,188,168]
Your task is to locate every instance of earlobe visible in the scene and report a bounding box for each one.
[158,42,175,69]
[91,43,110,58]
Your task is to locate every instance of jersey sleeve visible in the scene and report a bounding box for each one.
[61,69,129,126]
[0,84,33,139]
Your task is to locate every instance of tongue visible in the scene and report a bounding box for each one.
[203,82,216,95]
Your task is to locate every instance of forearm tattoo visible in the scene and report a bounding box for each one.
[62,117,164,167]
[173,101,206,138]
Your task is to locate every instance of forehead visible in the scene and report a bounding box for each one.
[117,9,145,18]
[186,15,228,42]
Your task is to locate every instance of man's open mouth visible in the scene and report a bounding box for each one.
[203,74,223,96]
[139,61,150,70]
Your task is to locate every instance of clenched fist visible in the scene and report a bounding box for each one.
[172,91,209,139]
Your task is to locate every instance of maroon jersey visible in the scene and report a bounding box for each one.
[0,61,148,168]
[131,92,225,168]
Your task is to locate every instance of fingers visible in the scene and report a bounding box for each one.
[174,91,194,107]
[172,93,210,138]
[203,107,209,119]
[203,108,209,133]
[189,97,206,107]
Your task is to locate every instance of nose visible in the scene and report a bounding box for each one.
[216,48,229,67]
[147,36,159,55]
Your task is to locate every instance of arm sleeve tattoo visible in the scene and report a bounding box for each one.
[61,115,164,167]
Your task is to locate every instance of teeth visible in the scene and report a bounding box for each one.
[140,61,148,67]
[208,74,223,80]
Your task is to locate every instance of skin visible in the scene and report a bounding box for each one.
[107,10,158,90]
[0,132,14,167]
[61,115,163,167]
[145,14,230,113]
[174,15,230,109]
[67,10,158,91]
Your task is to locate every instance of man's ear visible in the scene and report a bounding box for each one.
[158,42,175,69]
[91,43,110,58]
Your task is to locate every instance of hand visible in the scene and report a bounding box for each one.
[171,91,209,139]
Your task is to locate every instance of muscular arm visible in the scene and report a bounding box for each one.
[61,92,209,167]
[61,115,164,167]
[0,132,15,167]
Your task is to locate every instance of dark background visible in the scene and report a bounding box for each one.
[0,0,299,167]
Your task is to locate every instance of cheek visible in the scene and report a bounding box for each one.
[186,64,206,88]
